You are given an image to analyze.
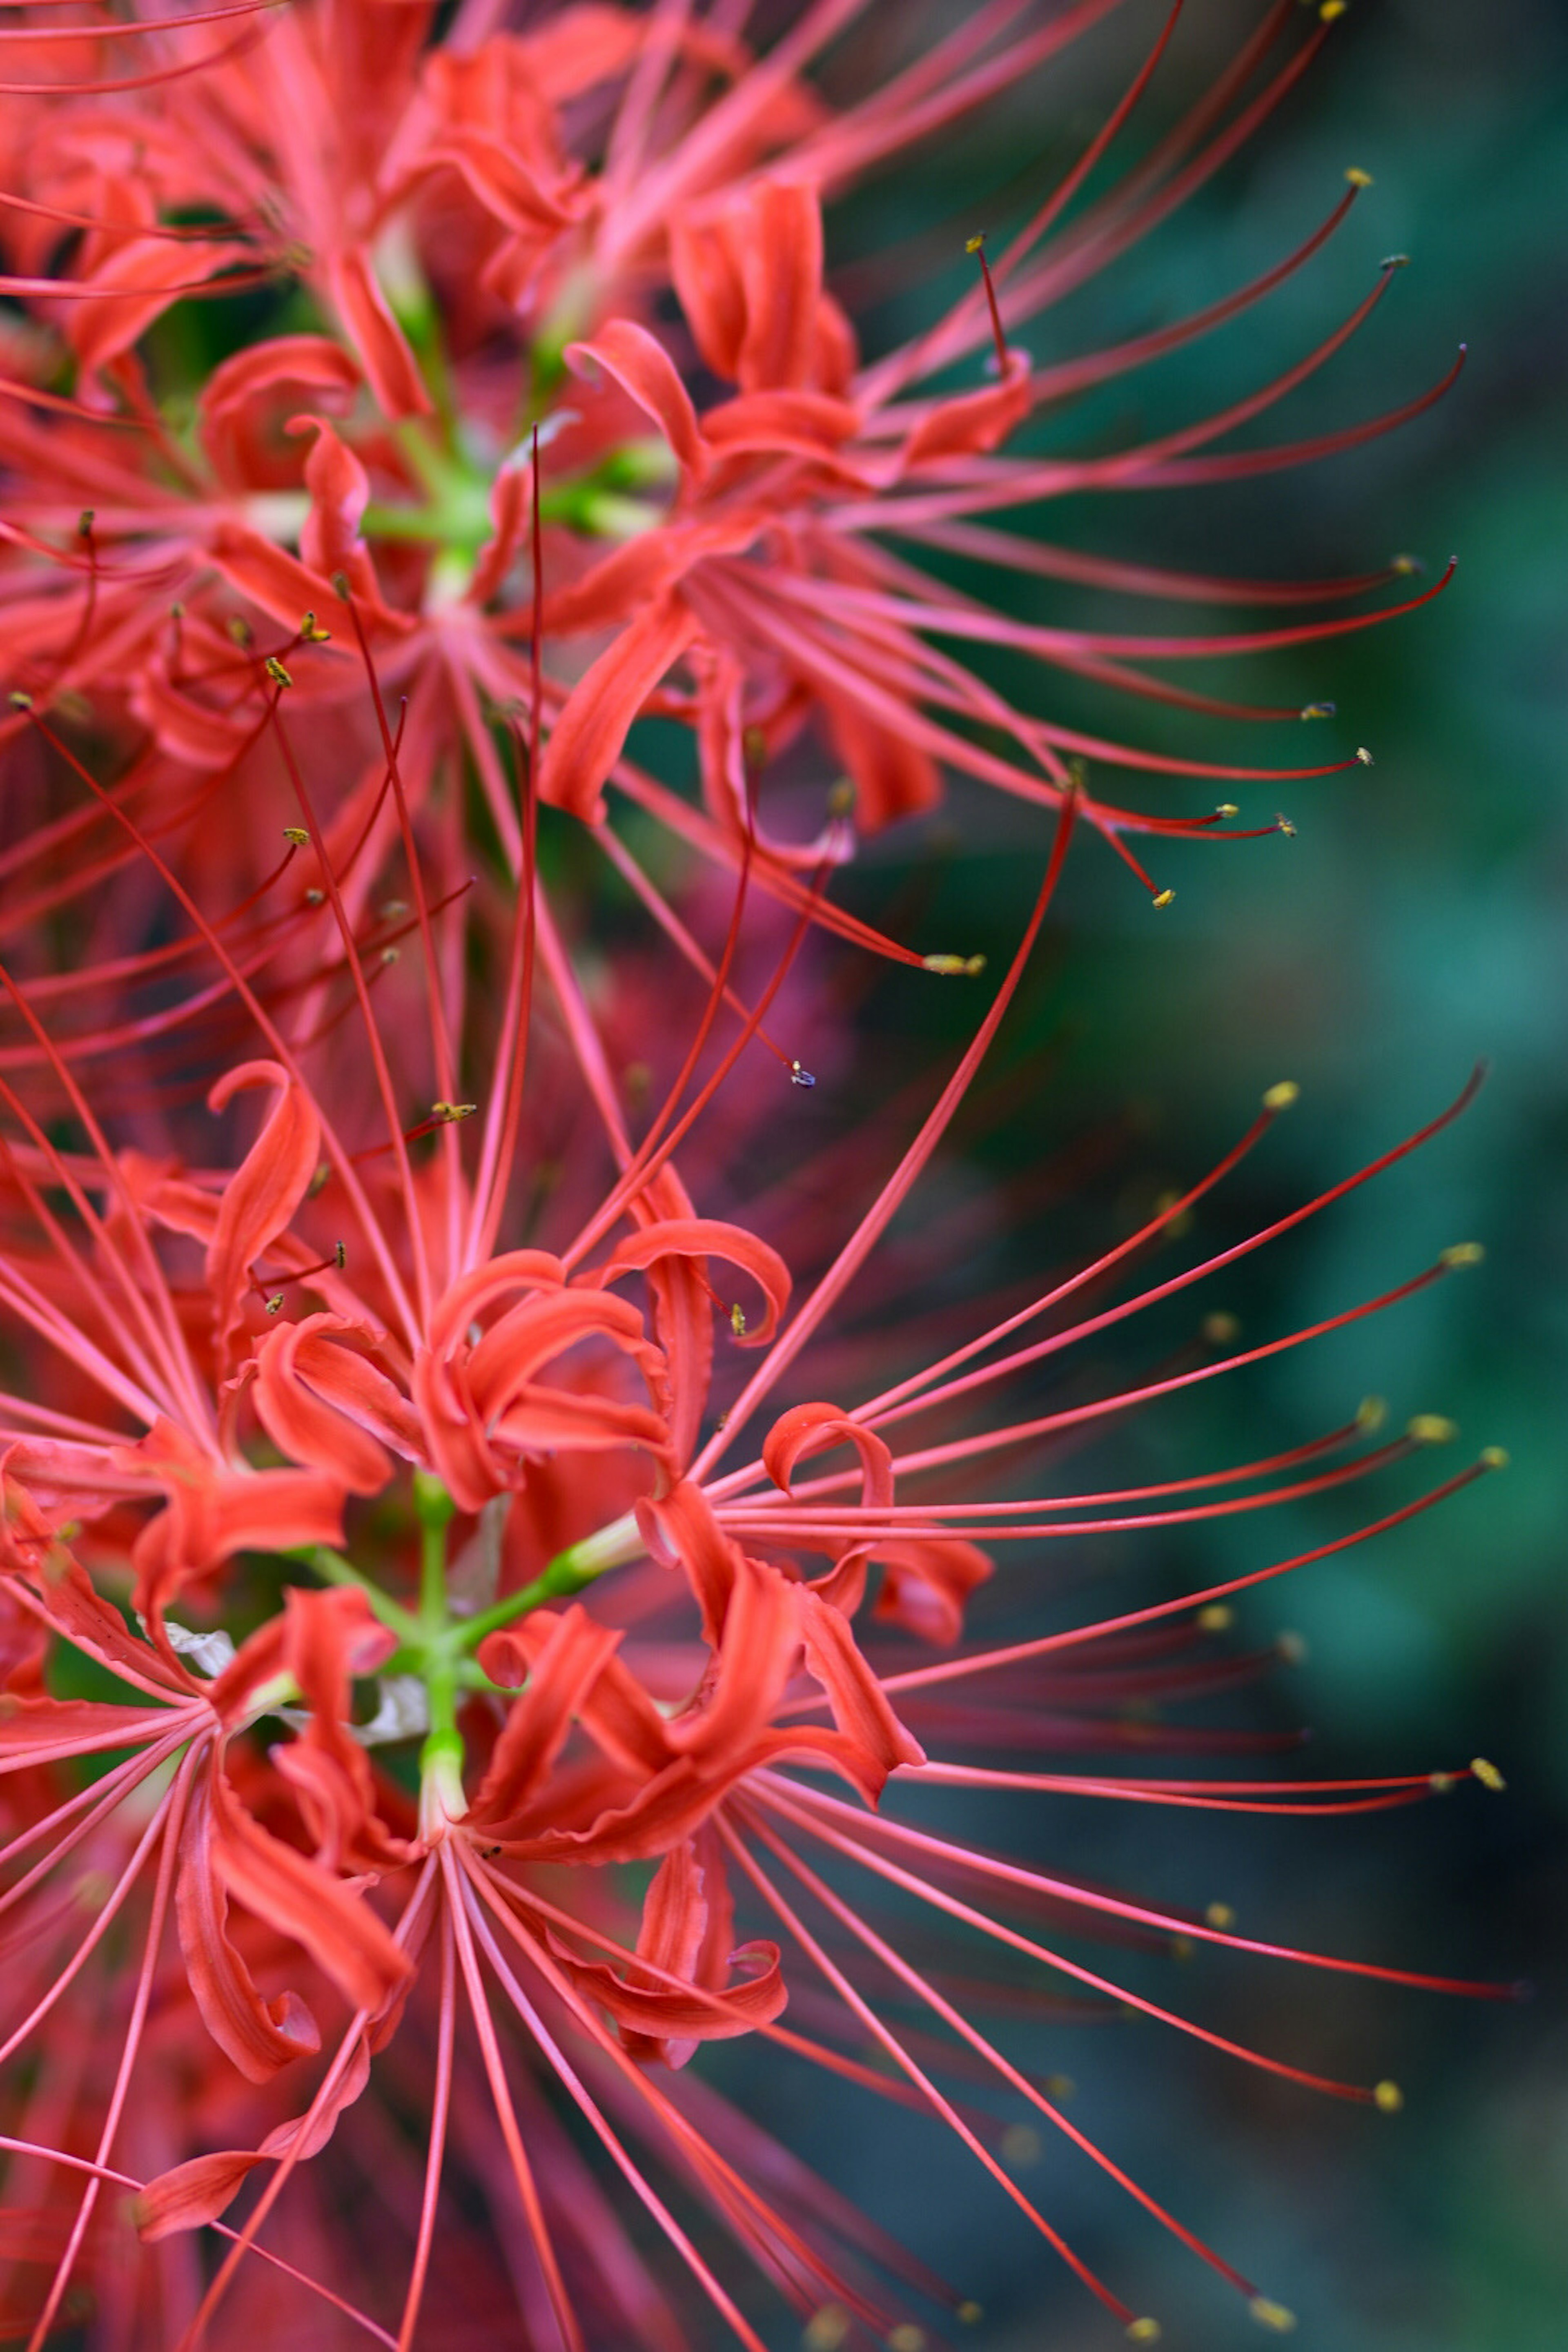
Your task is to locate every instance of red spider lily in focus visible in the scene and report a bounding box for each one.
[0,0,1460,932]
[0,635,1515,2352]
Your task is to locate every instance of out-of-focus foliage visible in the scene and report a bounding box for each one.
[782,2,1567,2344]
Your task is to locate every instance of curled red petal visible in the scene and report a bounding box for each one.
[134,2149,262,2242]
[872,1536,995,1646]
[798,1586,925,1800]
[290,413,376,595]
[176,1767,325,2085]
[207,520,410,635]
[470,1601,623,1821]
[736,180,824,393]
[207,1766,412,2021]
[701,386,861,458]
[538,593,699,820]
[205,1060,321,1365]
[637,1479,750,1647]
[899,352,1034,468]
[199,333,361,429]
[136,2034,372,2238]
[670,212,746,383]
[65,235,251,381]
[113,1419,347,1618]
[325,245,431,421]
[253,1313,421,1496]
[764,1401,893,1507]
[599,1216,791,1347]
[425,1249,566,1363]
[567,318,707,481]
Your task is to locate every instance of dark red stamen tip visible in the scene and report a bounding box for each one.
[966,232,1010,375]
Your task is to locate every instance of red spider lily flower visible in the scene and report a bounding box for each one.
[0,0,1459,935]
[0,675,1514,2350]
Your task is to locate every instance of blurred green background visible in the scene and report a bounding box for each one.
[764,2,1568,2346]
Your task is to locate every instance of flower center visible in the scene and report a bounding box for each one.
[294,1472,644,1837]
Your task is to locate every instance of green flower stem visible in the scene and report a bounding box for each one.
[289,1489,646,1817]
[412,1474,461,1789]
[293,1544,419,1644]
[450,1509,644,1655]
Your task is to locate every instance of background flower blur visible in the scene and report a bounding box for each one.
[816,1,1566,2345]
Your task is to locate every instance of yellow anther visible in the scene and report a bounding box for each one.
[1300,702,1335,720]
[331,570,352,600]
[264,1294,284,1317]
[1197,1604,1234,1633]
[1277,813,1298,837]
[1407,1414,1457,1446]
[1391,553,1421,575]
[1250,2298,1297,2333]
[1203,1312,1241,1346]
[1356,1395,1388,1432]
[78,508,96,537]
[1276,1630,1308,1666]
[924,953,978,976]
[1440,1241,1485,1268]
[1205,1902,1236,1930]
[957,2305,984,2329]
[333,1241,347,1271]
[1152,887,1175,909]
[1153,1189,1191,1236]
[265,656,293,688]
[1127,2323,1163,2345]
[1345,166,1374,187]
[1429,1770,1457,1794]
[1000,2123,1041,2167]
[226,616,253,648]
[300,611,332,641]
[1215,802,1239,817]
[1470,1756,1506,1792]
[1319,0,1348,18]
[889,2328,927,2352]
[283,826,310,847]
[965,233,987,255]
[826,776,856,817]
[730,1303,748,1338]
[1043,2072,1076,2102]
[1374,2079,1404,2113]
[1356,745,1375,765]
[309,1162,331,1197]
[1480,1445,1510,1471]
[1170,1935,1194,1962]
[1263,1080,1300,1111]
[431,1101,478,1123]
[8,690,32,710]
[803,2307,851,2352]
[1381,252,1412,270]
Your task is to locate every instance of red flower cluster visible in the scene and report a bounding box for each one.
[0,6,1506,2350]
[0,0,1454,918]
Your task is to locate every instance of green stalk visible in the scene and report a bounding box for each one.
[450,1509,643,1654]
